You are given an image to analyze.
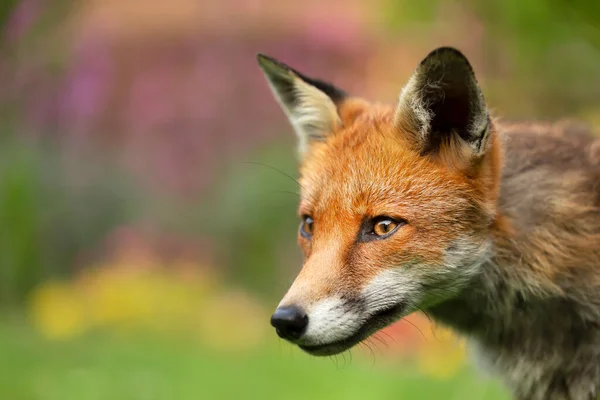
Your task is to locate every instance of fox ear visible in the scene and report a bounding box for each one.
[395,47,490,157]
[257,53,346,157]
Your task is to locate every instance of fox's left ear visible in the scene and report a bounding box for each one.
[257,54,346,157]
[395,47,491,158]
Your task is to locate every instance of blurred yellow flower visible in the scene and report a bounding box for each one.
[84,269,157,329]
[199,290,268,352]
[416,324,466,379]
[27,246,269,356]
[28,282,88,340]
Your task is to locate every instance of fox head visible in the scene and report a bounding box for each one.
[257,47,503,356]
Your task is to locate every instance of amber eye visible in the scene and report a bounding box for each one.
[358,216,405,242]
[373,218,398,236]
[300,216,314,238]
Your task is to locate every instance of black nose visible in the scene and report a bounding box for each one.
[270,306,309,340]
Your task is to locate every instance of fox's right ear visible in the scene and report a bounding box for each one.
[257,54,346,157]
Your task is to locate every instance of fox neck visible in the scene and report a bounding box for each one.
[424,231,589,353]
[424,256,522,339]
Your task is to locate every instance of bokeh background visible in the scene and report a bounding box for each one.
[1,1,599,399]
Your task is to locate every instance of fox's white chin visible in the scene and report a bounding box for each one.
[299,342,353,356]
[296,302,407,356]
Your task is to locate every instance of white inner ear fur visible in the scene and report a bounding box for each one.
[394,72,489,157]
[395,73,436,143]
[266,74,341,156]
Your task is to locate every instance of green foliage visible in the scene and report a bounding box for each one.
[384,0,600,118]
[0,136,140,305]
[385,0,600,49]
[0,0,19,32]
[0,317,509,400]
[208,140,302,300]
[385,0,441,24]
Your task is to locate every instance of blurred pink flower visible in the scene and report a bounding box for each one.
[4,1,376,196]
[60,29,115,134]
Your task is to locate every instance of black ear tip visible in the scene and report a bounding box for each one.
[256,53,291,72]
[429,46,466,56]
[419,46,475,75]
[256,52,271,61]
[256,53,272,67]
[422,46,471,63]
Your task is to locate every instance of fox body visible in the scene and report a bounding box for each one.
[257,47,600,400]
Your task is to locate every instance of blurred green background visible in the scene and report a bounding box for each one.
[1,0,599,399]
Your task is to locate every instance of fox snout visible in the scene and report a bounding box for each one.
[270,305,309,341]
[270,299,409,356]
[268,266,416,356]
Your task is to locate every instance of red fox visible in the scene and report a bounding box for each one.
[257,47,600,400]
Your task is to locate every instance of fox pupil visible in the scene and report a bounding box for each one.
[373,219,396,236]
[301,216,314,237]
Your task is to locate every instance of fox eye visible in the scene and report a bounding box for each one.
[359,216,405,242]
[300,216,314,238]
[373,218,398,236]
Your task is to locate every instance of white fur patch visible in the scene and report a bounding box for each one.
[361,269,421,312]
[296,298,361,346]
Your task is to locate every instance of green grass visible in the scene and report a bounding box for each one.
[0,316,509,400]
